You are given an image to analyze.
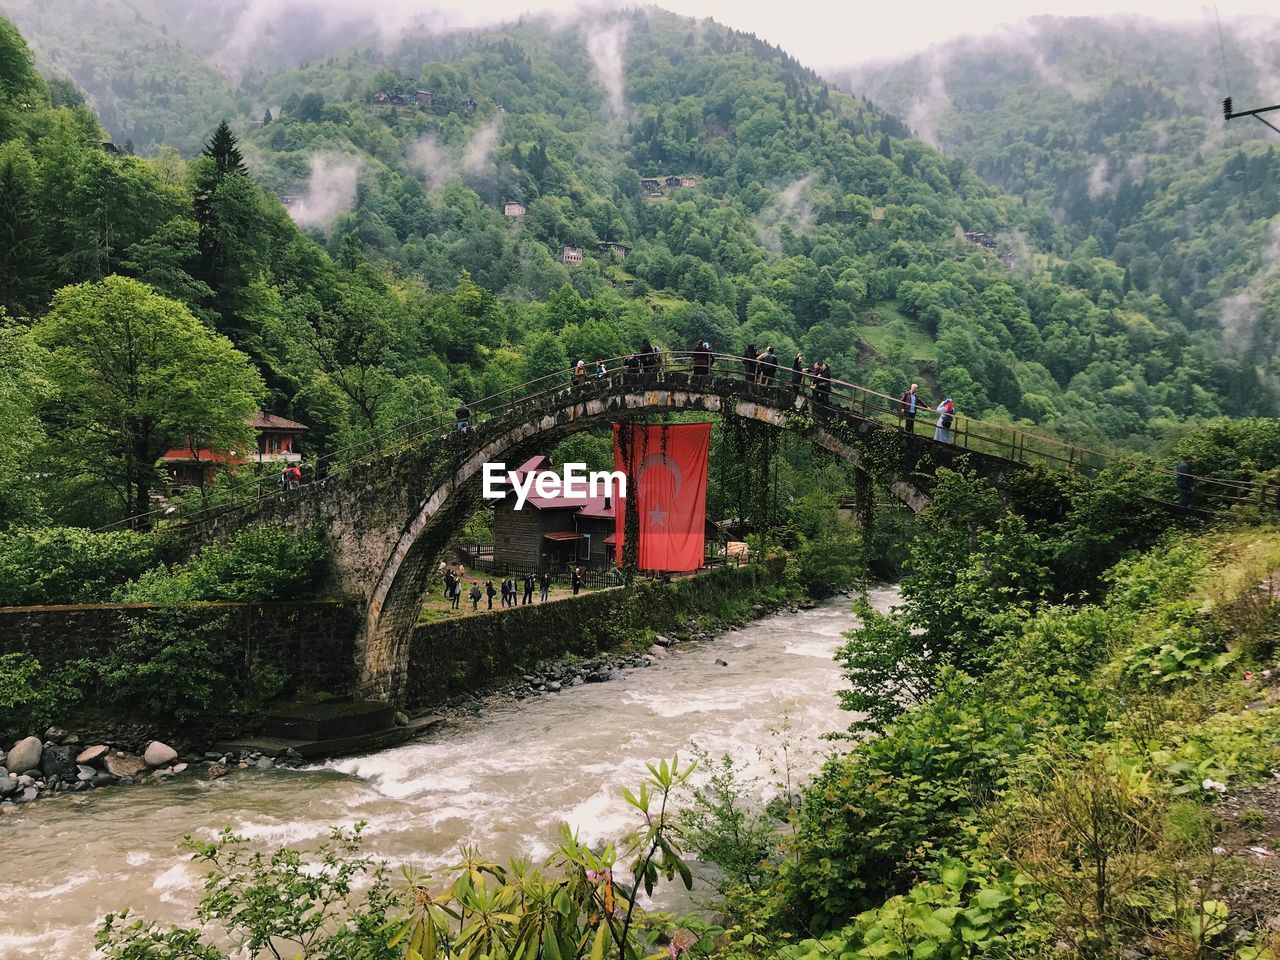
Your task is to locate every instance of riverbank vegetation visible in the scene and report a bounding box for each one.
[70,474,1280,959]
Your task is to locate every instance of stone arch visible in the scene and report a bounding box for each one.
[354,378,931,702]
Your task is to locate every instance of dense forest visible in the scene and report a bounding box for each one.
[835,15,1280,385]
[2,4,1278,539]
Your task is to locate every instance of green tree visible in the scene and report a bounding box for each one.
[32,276,262,523]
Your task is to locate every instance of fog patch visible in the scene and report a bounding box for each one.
[755,175,816,254]
[584,21,629,118]
[408,113,504,190]
[906,63,949,146]
[1218,218,1280,354]
[289,154,360,231]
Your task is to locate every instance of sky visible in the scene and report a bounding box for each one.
[407,0,1280,67]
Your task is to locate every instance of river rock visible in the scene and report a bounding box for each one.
[16,786,38,803]
[546,680,562,692]
[255,757,273,771]
[585,670,612,683]
[172,763,188,774]
[105,751,147,779]
[0,776,17,796]
[76,764,96,782]
[76,745,109,765]
[6,736,42,774]
[206,763,229,781]
[715,658,729,667]
[652,635,673,647]
[44,726,69,743]
[41,745,76,780]
[143,741,178,768]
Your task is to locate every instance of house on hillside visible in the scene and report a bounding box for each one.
[503,200,527,217]
[665,175,683,188]
[597,241,631,261]
[459,98,477,114]
[679,176,697,187]
[489,455,721,571]
[640,177,662,194]
[414,90,434,106]
[562,245,583,266]
[372,91,391,105]
[160,413,308,487]
[279,194,303,209]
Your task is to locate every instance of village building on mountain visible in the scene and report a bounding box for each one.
[561,245,583,266]
[640,175,697,196]
[503,200,527,217]
[160,413,308,487]
[597,241,630,260]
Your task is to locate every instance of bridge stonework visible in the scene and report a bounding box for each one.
[202,373,989,704]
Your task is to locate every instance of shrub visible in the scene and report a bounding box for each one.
[0,526,166,605]
[0,652,83,740]
[91,611,233,722]
[115,525,330,603]
[795,534,865,599]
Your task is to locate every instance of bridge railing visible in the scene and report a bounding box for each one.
[100,349,1274,533]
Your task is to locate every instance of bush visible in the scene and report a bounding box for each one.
[115,525,330,603]
[795,534,865,599]
[91,611,233,722]
[0,526,166,605]
[0,652,83,740]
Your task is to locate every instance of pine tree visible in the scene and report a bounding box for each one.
[262,108,272,125]
[203,120,246,178]
[877,133,892,158]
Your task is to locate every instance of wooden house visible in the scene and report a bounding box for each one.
[160,412,307,487]
[503,200,527,217]
[490,456,718,571]
[640,177,662,193]
[679,176,697,187]
[562,245,583,266]
[597,241,631,261]
[372,91,392,104]
[665,175,682,188]
[414,90,434,106]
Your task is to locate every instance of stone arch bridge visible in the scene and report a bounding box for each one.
[182,363,1185,705]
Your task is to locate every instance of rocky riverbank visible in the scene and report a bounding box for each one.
[1,593,828,809]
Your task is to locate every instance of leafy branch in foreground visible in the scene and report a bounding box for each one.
[96,757,715,960]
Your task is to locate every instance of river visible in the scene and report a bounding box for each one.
[0,587,898,959]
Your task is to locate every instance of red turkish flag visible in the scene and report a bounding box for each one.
[613,423,711,572]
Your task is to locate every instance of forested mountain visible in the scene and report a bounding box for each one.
[0,6,1273,531]
[832,15,1280,384]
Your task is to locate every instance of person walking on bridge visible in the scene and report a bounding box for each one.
[756,346,778,386]
[692,339,712,376]
[456,401,471,432]
[792,352,805,393]
[934,398,955,444]
[1176,455,1195,508]
[900,384,920,434]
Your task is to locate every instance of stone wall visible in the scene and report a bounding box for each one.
[0,601,361,694]
[404,562,785,711]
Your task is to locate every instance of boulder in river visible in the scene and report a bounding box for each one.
[143,741,178,768]
[76,765,96,782]
[585,670,612,683]
[6,736,42,774]
[40,745,76,780]
[715,658,729,667]
[0,776,17,796]
[206,763,229,781]
[76,745,108,765]
[652,635,673,647]
[105,751,147,779]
